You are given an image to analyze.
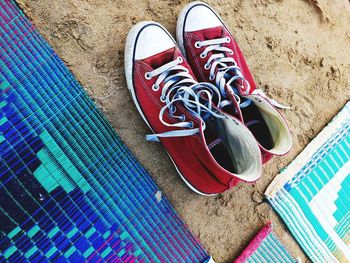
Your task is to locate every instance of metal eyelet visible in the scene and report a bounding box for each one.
[160,96,166,103]
[188,121,194,128]
[229,50,234,55]
[180,114,185,121]
[204,63,210,70]
[145,72,152,80]
[200,53,206,59]
[225,37,231,43]
[177,56,183,63]
[209,75,214,81]
[195,42,201,48]
[152,84,159,91]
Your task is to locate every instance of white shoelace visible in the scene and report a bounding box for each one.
[195,37,290,110]
[145,56,224,142]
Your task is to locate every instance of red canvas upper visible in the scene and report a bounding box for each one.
[133,47,241,194]
[184,26,257,94]
[183,26,274,163]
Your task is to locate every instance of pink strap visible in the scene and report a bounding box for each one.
[233,222,273,263]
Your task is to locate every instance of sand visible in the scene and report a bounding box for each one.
[16,0,350,262]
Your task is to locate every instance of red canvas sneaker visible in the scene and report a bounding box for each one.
[177,2,292,163]
[125,21,262,195]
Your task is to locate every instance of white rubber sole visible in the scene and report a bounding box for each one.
[177,1,227,58]
[124,21,218,196]
[178,0,268,61]
[125,21,156,129]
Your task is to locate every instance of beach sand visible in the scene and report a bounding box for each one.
[17,0,350,262]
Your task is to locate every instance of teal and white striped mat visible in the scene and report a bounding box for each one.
[265,101,350,262]
[234,223,296,263]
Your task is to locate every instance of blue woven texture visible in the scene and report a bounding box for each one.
[267,102,350,263]
[245,231,295,263]
[0,1,209,262]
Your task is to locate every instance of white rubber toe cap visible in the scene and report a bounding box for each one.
[183,2,222,32]
[134,23,175,60]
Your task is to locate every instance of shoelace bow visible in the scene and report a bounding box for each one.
[195,37,290,110]
[145,56,224,142]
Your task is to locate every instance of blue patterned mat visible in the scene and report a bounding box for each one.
[0,1,210,262]
[265,101,350,262]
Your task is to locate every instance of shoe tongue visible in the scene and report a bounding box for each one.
[142,47,176,69]
[200,26,225,41]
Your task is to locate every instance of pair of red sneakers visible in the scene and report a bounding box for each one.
[124,1,292,195]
